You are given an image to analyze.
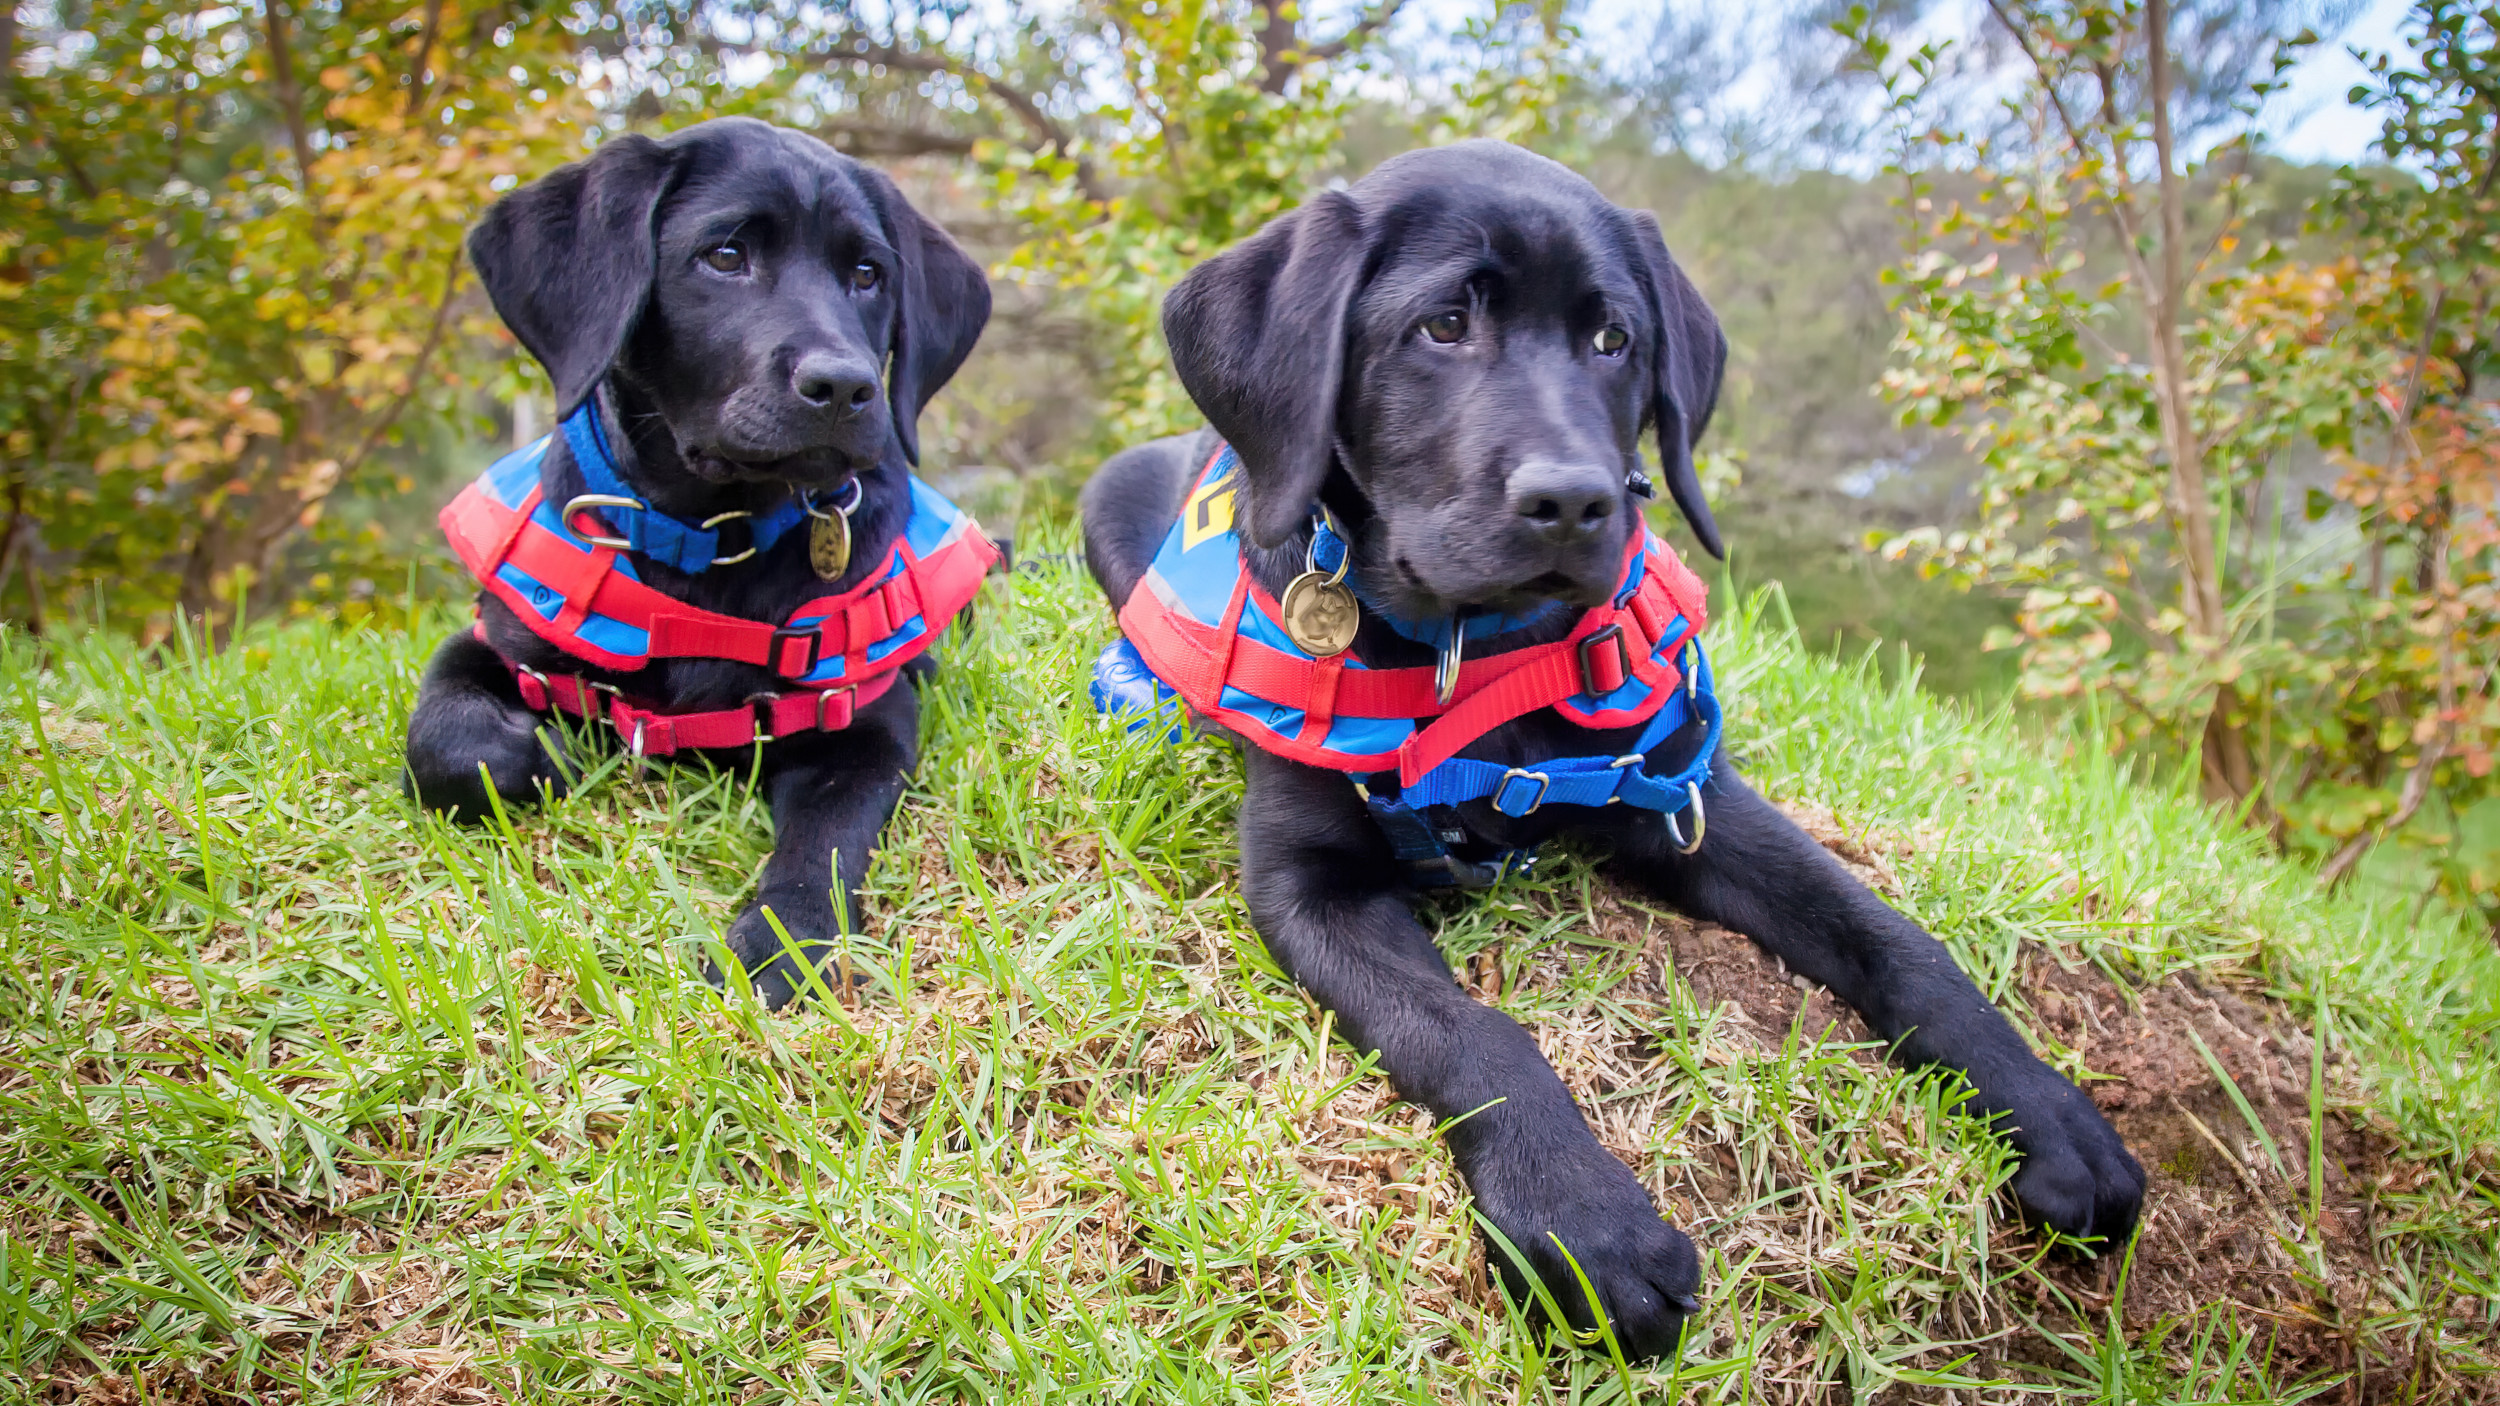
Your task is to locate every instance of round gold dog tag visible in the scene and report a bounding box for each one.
[1279,571,1359,657]
[808,510,851,582]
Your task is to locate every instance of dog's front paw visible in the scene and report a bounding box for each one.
[713,894,842,1010]
[404,703,573,820]
[1470,1148,1701,1362]
[1998,1074,2146,1250]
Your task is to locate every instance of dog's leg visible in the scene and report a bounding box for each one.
[1609,748,2146,1245]
[1240,750,1700,1360]
[1079,434,1202,609]
[402,630,573,820]
[717,681,920,1009]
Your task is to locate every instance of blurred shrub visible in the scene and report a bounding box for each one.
[1852,0,2496,925]
[0,0,590,636]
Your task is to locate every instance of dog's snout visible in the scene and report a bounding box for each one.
[1507,462,1618,536]
[792,351,879,416]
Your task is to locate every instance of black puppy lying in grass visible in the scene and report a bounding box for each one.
[1082,141,2146,1361]
[405,118,996,1006]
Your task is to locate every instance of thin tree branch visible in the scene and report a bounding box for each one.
[1986,2,2092,149]
[406,0,444,118]
[809,34,1108,202]
[1254,0,1405,94]
[2321,735,2446,884]
[1305,0,1408,63]
[816,121,979,159]
[261,0,321,196]
[337,249,463,482]
[0,4,17,115]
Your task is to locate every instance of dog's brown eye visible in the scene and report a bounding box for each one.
[1594,325,1628,355]
[701,242,747,274]
[850,262,881,291]
[1421,310,1468,344]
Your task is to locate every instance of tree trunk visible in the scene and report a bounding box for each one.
[2145,0,2257,809]
[1255,3,1297,95]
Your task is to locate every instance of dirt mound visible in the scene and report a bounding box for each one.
[1270,799,2494,1400]
[1576,801,2461,1401]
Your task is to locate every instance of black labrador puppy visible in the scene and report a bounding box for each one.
[1081,141,2143,1360]
[405,118,991,1006]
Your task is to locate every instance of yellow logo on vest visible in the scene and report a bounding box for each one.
[1181,475,1236,551]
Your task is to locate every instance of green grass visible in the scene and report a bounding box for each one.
[3,511,2496,1403]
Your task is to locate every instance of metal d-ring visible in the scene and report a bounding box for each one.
[1436,620,1465,707]
[809,477,865,524]
[701,508,759,566]
[1662,782,1706,854]
[561,493,642,549]
[745,692,783,746]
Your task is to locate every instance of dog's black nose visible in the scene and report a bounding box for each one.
[1507,462,1618,536]
[792,351,878,416]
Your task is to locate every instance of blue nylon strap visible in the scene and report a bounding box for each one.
[1362,793,1536,889]
[559,403,810,574]
[1395,642,1720,820]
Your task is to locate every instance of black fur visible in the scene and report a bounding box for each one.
[1082,141,2142,1361]
[407,117,989,1006]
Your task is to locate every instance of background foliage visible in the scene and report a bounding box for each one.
[0,1,2491,900]
[1856,0,2498,926]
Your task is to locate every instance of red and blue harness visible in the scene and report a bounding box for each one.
[441,404,997,756]
[1092,443,1721,886]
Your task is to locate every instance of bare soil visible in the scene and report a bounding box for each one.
[1623,802,2490,1403]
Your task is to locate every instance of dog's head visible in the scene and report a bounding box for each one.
[1165,140,1724,620]
[468,117,989,491]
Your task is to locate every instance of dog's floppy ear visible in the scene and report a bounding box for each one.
[861,166,991,466]
[1628,210,1726,560]
[467,135,680,419]
[1163,190,1368,550]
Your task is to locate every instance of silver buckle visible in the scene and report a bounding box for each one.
[1663,782,1706,854]
[746,692,781,745]
[813,686,853,732]
[560,493,641,549]
[1494,767,1551,816]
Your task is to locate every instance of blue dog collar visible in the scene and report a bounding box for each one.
[1311,510,1568,647]
[556,402,816,574]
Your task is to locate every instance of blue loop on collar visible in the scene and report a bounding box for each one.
[559,403,811,574]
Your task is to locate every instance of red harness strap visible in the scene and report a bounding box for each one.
[503,662,905,757]
[1118,531,1709,787]
[443,471,996,756]
[442,480,996,682]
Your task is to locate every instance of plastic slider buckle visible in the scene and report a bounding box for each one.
[1577,623,1630,697]
[771,621,824,677]
[1492,767,1551,817]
